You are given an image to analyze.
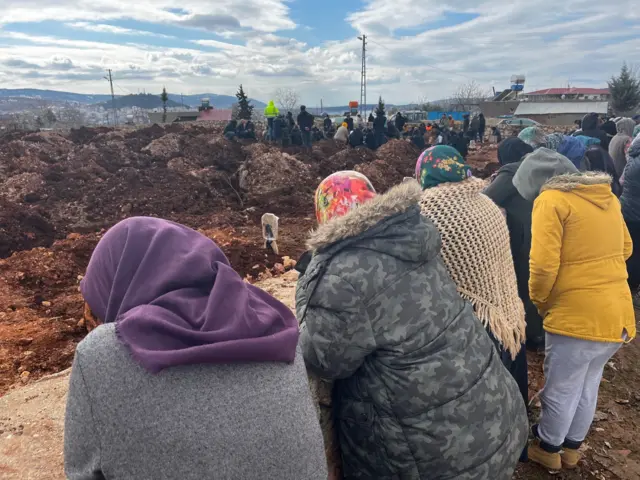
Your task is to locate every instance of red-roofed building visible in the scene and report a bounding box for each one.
[522,88,610,102]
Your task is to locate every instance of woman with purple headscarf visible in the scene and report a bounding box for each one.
[64,217,327,480]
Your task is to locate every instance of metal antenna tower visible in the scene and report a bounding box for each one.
[358,34,367,118]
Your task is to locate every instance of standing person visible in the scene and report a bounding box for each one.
[470,114,480,142]
[65,217,327,480]
[478,113,486,143]
[297,105,314,151]
[416,146,529,415]
[373,111,387,148]
[484,138,544,351]
[344,113,354,131]
[573,112,610,149]
[620,135,640,292]
[273,114,284,146]
[449,115,456,130]
[298,171,528,479]
[463,114,470,135]
[394,111,406,132]
[263,100,279,141]
[439,113,448,127]
[286,111,295,129]
[609,117,635,177]
[355,113,364,129]
[367,112,375,124]
[513,149,635,471]
[322,114,332,133]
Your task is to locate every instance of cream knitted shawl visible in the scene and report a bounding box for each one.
[419,177,526,358]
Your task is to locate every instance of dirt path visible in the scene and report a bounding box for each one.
[1,273,639,480]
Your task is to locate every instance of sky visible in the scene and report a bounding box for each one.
[0,0,638,105]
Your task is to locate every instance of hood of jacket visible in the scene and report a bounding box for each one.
[307,180,438,263]
[513,147,579,201]
[541,172,613,210]
[617,118,636,137]
[582,112,600,131]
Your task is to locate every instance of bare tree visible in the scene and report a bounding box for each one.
[414,95,440,112]
[57,107,87,128]
[451,80,491,112]
[273,87,300,113]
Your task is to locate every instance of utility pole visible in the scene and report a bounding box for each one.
[358,34,367,118]
[104,69,118,126]
[320,98,323,114]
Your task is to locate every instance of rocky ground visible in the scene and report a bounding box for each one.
[2,124,636,479]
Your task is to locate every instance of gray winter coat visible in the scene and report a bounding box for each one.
[64,323,327,480]
[609,118,635,177]
[621,138,640,223]
[296,181,528,480]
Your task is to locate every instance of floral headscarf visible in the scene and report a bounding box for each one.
[314,171,376,224]
[633,125,640,139]
[544,133,564,151]
[415,145,472,190]
[518,126,547,149]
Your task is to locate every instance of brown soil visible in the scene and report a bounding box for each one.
[13,126,634,480]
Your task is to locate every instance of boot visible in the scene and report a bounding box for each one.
[561,439,583,469]
[561,448,581,469]
[528,440,562,471]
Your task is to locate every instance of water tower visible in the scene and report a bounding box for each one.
[510,75,526,98]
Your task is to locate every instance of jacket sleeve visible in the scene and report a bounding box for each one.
[64,351,103,480]
[529,194,566,312]
[623,222,633,260]
[483,171,513,208]
[298,274,375,380]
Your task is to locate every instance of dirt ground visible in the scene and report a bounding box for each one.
[5,125,636,479]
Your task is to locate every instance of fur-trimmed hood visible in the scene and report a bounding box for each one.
[541,172,614,209]
[307,180,423,252]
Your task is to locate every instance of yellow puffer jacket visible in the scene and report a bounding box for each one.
[530,172,635,343]
[264,100,279,118]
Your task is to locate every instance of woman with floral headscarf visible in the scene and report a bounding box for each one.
[297,170,527,479]
[518,126,547,149]
[417,146,529,422]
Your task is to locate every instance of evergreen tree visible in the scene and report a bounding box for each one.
[608,63,640,115]
[375,96,386,116]
[160,87,169,123]
[235,84,254,120]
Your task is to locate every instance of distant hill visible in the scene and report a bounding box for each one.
[97,94,182,109]
[166,93,266,110]
[0,88,266,109]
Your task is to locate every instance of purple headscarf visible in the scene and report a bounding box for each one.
[80,217,299,373]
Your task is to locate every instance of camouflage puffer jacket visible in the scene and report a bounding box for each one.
[296,181,528,480]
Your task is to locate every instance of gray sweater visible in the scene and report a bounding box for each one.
[64,323,327,480]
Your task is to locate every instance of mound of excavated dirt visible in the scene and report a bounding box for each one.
[238,148,316,210]
[355,160,405,192]
[375,139,420,178]
[319,147,377,177]
[0,199,56,258]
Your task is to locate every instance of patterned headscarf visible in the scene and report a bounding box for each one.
[633,125,640,139]
[557,136,587,168]
[518,126,547,149]
[574,135,601,148]
[415,145,472,190]
[544,133,564,151]
[314,171,377,224]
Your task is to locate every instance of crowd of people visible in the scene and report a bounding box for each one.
[63,112,640,479]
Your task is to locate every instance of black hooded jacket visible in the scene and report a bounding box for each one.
[297,109,314,131]
[349,128,364,147]
[574,112,610,149]
[483,138,544,346]
[344,116,354,131]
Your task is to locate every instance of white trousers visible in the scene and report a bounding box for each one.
[538,333,621,447]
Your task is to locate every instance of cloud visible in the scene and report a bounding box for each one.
[66,22,176,38]
[0,0,638,106]
[177,14,242,31]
